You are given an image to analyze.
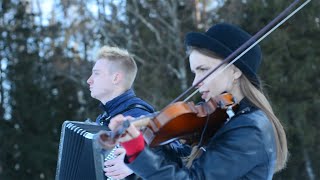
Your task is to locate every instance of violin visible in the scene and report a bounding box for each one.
[98,93,238,148]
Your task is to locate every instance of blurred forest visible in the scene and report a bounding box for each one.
[0,0,319,179]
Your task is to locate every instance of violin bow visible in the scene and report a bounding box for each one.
[169,0,311,105]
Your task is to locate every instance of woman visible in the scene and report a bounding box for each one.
[104,23,288,179]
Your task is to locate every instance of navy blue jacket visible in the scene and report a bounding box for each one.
[95,88,154,128]
[95,88,154,180]
[126,99,277,180]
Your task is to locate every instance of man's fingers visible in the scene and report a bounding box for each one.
[105,172,128,180]
[104,163,119,172]
[104,159,115,167]
[114,147,126,156]
[104,149,125,167]
[104,165,133,179]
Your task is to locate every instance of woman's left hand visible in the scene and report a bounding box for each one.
[108,114,140,143]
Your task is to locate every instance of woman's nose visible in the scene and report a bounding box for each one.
[87,76,92,84]
[192,77,203,88]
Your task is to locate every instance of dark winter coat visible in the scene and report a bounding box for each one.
[126,99,277,180]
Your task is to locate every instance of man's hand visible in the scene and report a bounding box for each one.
[104,147,133,179]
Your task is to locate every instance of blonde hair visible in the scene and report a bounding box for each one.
[240,75,288,172]
[186,47,288,172]
[97,46,137,89]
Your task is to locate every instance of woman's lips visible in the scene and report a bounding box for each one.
[201,91,209,100]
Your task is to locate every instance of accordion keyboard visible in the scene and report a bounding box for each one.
[104,145,120,180]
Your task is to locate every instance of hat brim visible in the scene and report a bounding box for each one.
[185,32,232,58]
[185,32,260,87]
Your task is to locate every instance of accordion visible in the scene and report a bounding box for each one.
[55,121,116,180]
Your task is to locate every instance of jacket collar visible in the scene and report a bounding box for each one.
[99,88,136,116]
[235,97,257,116]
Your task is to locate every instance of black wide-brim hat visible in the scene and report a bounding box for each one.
[185,23,262,87]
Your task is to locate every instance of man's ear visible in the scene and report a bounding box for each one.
[112,72,123,85]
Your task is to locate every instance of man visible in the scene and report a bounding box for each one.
[87,46,154,179]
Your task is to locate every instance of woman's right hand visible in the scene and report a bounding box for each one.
[109,114,146,162]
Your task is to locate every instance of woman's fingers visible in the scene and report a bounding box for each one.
[108,115,141,143]
[108,114,126,131]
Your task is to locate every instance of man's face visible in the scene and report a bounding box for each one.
[87,59,114,102]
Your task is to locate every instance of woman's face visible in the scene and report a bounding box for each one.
[189,50,239,101]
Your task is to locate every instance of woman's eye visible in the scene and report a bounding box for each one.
[199,68,209,72]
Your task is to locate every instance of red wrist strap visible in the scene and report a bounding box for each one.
[120,132,145,162]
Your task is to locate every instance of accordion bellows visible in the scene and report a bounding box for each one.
[55,121,113,180]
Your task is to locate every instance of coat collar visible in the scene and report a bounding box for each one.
[235,97,258,116]
[99,88,136,116]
